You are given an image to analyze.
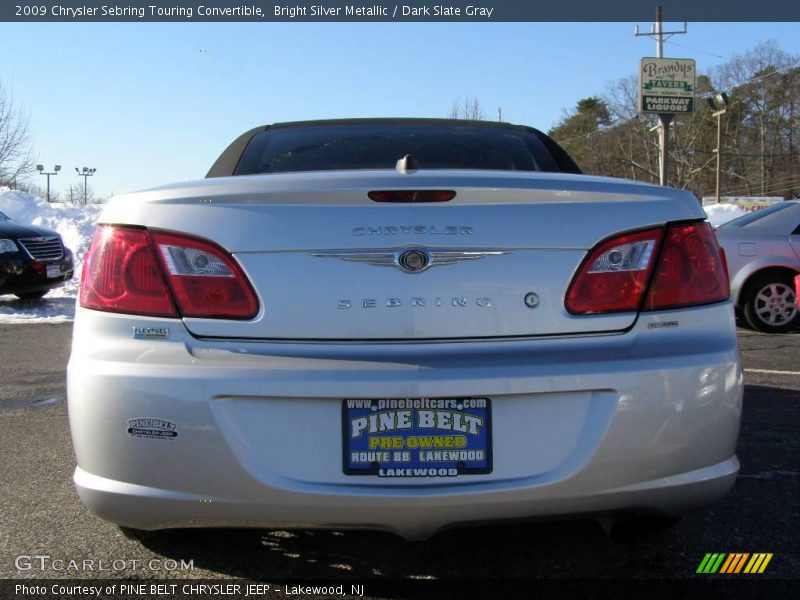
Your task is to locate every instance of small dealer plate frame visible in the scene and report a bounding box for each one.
[342,398,493,477]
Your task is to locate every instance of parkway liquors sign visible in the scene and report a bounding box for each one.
[640,57,696,114]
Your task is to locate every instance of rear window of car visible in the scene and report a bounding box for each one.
[234,123,561,175]
[719,202,795,228]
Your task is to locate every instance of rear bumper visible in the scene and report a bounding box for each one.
[68,302,743,540]
[75,458,738,540]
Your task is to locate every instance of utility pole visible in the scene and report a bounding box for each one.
[635,6,687,187]
[707,93,729,203]
[716,109,723,202]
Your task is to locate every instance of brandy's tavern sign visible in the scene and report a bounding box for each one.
[640,57,696,114]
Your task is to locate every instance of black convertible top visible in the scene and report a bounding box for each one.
[206,118,581,178]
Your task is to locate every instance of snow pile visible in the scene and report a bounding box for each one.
[704,203,749,227]
[0,187,104,322]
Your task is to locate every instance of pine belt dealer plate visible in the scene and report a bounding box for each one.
[342,398,492,478]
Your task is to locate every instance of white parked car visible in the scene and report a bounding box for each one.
[68,119,742,541]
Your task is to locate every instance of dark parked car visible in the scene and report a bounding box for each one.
[0,210,74,299]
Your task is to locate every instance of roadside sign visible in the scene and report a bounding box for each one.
[640,57,696,114]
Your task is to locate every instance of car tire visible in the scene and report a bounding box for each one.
[742,273,800,333]
[14,290,48,300]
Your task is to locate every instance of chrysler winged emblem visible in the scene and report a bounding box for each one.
[309,247,514,274]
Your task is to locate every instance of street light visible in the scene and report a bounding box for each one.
[75,167,96,205]
[35,164,61,203]
[706,92,729,204]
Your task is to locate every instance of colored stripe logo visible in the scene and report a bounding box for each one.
[697,553,773,574]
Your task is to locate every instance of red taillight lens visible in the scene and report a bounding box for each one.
[150,231,259,319]
[368,190,456,203]
[643,222,729,310]
[80,226,178,317]
[566,228,663,314]
[80,226,259,320]
[565,221,730,315]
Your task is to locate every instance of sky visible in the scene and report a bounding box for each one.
[2,21,800,199]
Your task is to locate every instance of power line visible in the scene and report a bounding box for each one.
[709,173,800,197]
[556,129,604,145]
[720,178,800,197]
[713,172,800,192]
[703,60,800,99]
[687,149,800,158]
[535,36,631,103]
[663,39,724,59]
[723,181,800,198]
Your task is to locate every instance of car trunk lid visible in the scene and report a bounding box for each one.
[102,170,705,340]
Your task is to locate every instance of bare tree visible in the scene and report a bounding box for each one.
[69,181,95,205]
[0,82,34,187]
[701,41,800,197]
[16,181,45,198]
[604,75,642,122]
[64,183,82,206]
[449,96,487,120]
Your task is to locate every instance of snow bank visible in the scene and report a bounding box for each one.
[704,203,749,227]
[0,187,103,322]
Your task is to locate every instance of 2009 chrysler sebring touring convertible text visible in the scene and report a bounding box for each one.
[68,119,742,540]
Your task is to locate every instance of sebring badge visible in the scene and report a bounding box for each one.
[338,296,494,309]
[310,247,514,274]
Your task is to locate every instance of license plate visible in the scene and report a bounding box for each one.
[342,398,492,478]
[46,264,61,279]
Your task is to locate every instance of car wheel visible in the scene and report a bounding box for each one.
[14,290,48,300]
[742,273,800,333]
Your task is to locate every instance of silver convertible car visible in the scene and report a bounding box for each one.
[68,119,742,541]
[714,201,800,333]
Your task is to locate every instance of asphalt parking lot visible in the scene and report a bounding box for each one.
[0,323,797,593]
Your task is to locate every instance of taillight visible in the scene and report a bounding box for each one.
[80,226,259,320]
[566,221,729,315]
[565,228,663,314]
[150,231,259,319]
[643,222,729,310]
[81,226,178,317]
